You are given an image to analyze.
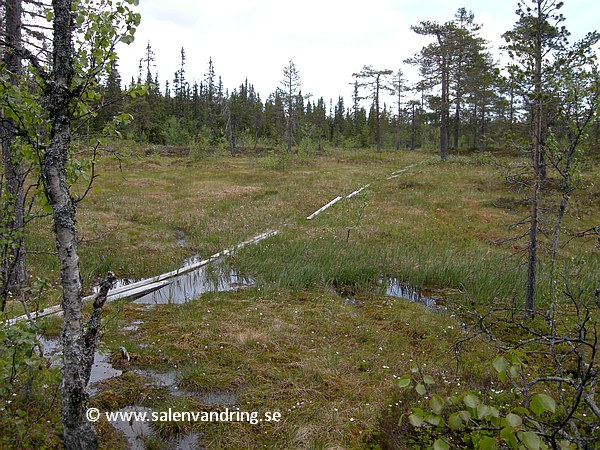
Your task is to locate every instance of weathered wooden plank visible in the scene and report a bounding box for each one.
[306,196,343,220]
[346,184,370,199]
[3,229,280,326]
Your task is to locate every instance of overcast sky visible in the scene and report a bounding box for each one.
[116,0,600,105]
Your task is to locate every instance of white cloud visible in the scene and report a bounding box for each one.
[116,0,600,104]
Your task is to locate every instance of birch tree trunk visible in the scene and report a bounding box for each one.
[2,0,138,443]
[44,1,98,447]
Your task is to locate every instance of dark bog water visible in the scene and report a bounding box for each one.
[111,405,201,449]
[199,390,238,406]
[133,368,238,405]
[132,261,253,305]
[38,336,123,392]
[383,278,444,309]
[110,406,154,450]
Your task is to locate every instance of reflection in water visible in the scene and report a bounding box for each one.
[110,405,201,450]
[132,368,181,393]
[38,336,122,393]
[88,351,123,385]
[384,278,442,309]
[109,406,154,450]
[132,367,238,405]
[132,262,253,305]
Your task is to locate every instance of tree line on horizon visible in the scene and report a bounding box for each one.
[87,7,600,157]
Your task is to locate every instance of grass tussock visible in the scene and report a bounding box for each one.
[111,288,497,448]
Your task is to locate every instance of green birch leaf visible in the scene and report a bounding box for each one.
[505,413,522,429]
[458,410,472,421]
[464,393,480,408]
[425,413,442,426]
[429,394,445,414]
[518,431,541,450]
[423,374,435,385]
[493,356,508,374]
[530,393,556,416]
[501,426,519,449]
[476,436,498,449]
[434,437,450,450]
[408,412,424,427]
[398,374,412,388]
[477,404,492,420]
[448,412,463,430]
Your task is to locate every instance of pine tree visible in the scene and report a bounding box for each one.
[92,59,123,134]
[393,69,407,150]
[502,0,598,316]
[143,41,156,90]
[352,66,394,152]
[332,96,345,147]
[450,8,488,149]
[279,60,302,152]
[409,20,456,160]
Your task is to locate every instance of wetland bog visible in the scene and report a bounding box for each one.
[5,148,600,448]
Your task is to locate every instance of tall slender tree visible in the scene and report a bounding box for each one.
[393,68,407,150]
[1,0,27,307]
[203,57,218,139]
[503,0,571,317]
[0,0,141,446]
[408,21,455,160]
[91,59,123,134]
[547,36,599,275]
[501,0,600,317]
[407,99,422,150]
[171,48,185,111]
[409,9,492,158]
[279,59,302,152]
[450,8,486,150]
[465,49,500,151]
[352,65,394,152]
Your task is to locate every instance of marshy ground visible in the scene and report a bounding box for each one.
[7,146,600,448]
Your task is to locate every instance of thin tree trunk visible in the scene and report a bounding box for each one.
[395,117,401,150]
[525,22,544,319]
[526,147,540,318]
[286,80,293,152]
[453,78,462,150]
[440,56,449,161]
[1,0,27,305]
[395,78,402,150]
[410,102,416,150]
[253,111,259,152]
[551,188,569,272]
[472,103,478,148]
[375,74,382,152]
[45,1,100,447]
[479,104,486,152]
